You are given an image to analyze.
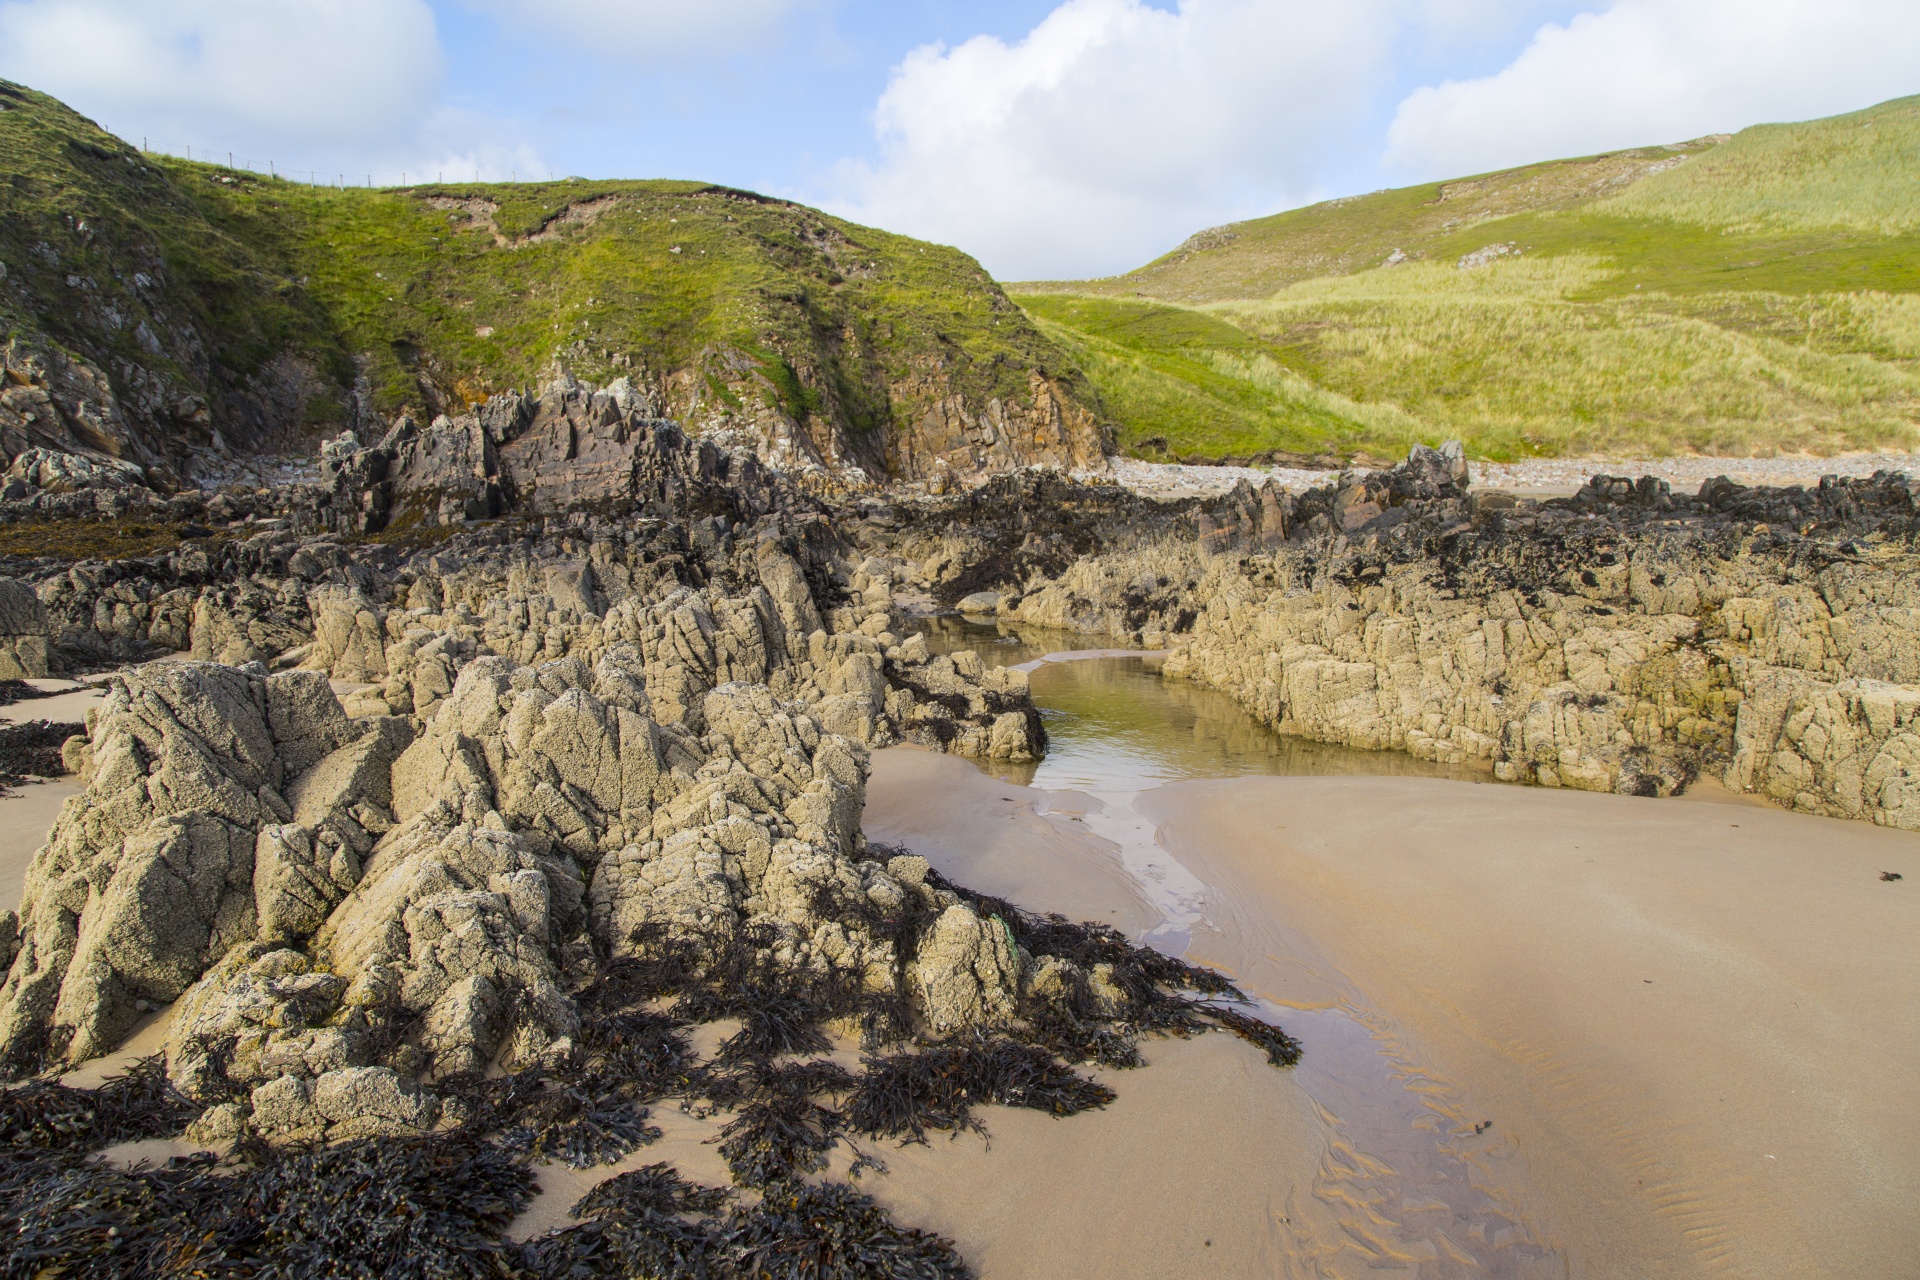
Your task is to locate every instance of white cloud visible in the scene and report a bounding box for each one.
[0,0,548,183]
[819,0,1397,281]
[461,0,812,55]
[1386,0,1920,178]
[0,0,442,151]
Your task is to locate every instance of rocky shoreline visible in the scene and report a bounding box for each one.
[0,383,1289,1277]
[0,377,1915,1273]
[911,452,1920,827]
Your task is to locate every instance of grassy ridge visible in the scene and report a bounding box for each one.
[0,81,1095,477]
[1022,95,1920,462]
[1016,293,1421,460]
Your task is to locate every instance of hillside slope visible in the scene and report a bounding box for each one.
[0,81,1104,490]
[1020,95,1920,463]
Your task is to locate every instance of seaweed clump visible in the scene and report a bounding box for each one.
[0,718,77,788]
[847,1038,1117,1144]
[0,1056,198,1154]
[520,1164,969,1280]
[0,1135,535,1278]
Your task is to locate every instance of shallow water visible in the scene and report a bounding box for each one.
[913,616,1490,793]
[909,615,1559,1277]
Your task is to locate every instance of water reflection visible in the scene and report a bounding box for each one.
[906,615,1488,790]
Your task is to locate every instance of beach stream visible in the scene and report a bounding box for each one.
[910,617,1561,1278]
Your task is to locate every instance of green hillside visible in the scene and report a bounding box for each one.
[1019,95,1920,463]
[0,81,1098,484]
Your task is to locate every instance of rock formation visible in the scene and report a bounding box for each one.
[0,429,1064,1114]
[855,447,1920,829]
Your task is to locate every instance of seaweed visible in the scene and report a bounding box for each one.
[573,1007,697,1096]
[238,1135,534,1278]
[523,1169,966,1280]
[846,1039,1115,1146]
[0,1055,198,1154]
[442,1070,661,1170]
[0,1133,534,1279]
[0,1150,239,1280]
[721,1180,970,1280]
[571,1161,732,1219]
[705,1059,857,1188]
[498,1079,661,1170]
[1203,1005,1305,1068]
[0,718,79,787]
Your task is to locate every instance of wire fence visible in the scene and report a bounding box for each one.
[133,137,548,189]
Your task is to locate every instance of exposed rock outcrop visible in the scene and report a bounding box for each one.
[0,642,1043,1149]
[0,664,369,1069]
[0,577,49,678]
[857,446,1920,828]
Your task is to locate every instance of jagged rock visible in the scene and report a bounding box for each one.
[311,1066,440,1136]
[0,577,49,679]
[317,819,582,1078]
[304,587,388,682]
[3,446,144,495]
[0,663,364,1070]
[386,414,505,524]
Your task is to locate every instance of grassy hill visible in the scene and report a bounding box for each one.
[0,81,1101,485]
[1019,95,1920,463]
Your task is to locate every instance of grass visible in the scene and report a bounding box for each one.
[1218,257,1920,459]
[0,80,1095,475]
[1015,293,1423,460]
[1019,93,1920,462]
[1600,95,1920,235]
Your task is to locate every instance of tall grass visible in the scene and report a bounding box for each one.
[1599,95,1920,236]
[1217,256,1920,457]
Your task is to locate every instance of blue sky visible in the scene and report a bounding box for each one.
[2,0,1916,279]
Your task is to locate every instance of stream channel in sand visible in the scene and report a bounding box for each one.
[862,616,1920,1280]
[895,619,1554,1278]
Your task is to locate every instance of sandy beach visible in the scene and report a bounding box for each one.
[859,746,1920,1278]
[1143,775,1920,1280]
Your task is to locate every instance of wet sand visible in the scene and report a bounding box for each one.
[861,750,1396,1279]
[1143,775,1920,1280]
[858,1031,1328,1280]
[864,746,1158,938]
[0,779,79,912]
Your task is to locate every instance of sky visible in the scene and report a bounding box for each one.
[1,0,1915,281]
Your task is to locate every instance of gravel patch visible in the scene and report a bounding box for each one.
[1097,453,1920,501]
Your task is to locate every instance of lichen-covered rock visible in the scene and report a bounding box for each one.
[146,629,1026,1133]
[304,586,389,682]
[0,663,367,1070]
[0,577,50,678]
[913,904,1021,1033]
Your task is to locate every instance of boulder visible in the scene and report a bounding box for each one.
[913,904,1021,1033]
